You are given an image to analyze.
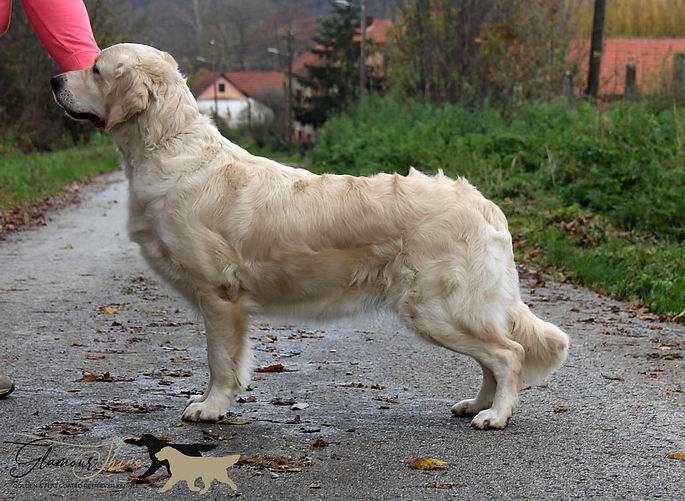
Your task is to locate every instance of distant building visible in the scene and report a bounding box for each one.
[569,38,685,96]
[290,18,392,144]
[189,71,285,127]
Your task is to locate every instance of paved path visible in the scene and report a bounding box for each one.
[0,171,683,500]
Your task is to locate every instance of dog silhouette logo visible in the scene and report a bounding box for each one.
[156,446,240,494]
[125,433,218,479]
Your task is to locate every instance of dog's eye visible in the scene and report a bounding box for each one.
[93,66,100,75]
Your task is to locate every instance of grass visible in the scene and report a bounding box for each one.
[0,134,119,210]
[309,96,685,319]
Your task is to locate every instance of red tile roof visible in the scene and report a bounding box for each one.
[569,38,685,95]
[354,18,392,44]
[292,50,322,76]
[225,71,286,97]
[189,71,222,97]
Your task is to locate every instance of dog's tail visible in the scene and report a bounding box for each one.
[508,301,569,383]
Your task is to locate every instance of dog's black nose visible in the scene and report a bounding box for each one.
[50,75,64,93]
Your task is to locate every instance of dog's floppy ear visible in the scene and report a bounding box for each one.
[161,51,178,70]
[105,57,152,130]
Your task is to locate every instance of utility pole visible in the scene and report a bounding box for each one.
[359,0,367,94]
[287,18,294,155]
[210,39,218,116]
[585,0,606,98]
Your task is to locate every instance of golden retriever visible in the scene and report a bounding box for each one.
[51,43,568,429]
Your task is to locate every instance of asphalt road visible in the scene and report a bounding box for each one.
[0,171,683,500]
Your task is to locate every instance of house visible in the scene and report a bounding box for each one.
[290,18,392,144]
[569,38,685,96]
[189,71,285,127]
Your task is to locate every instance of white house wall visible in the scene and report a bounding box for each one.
[197,98,273,128]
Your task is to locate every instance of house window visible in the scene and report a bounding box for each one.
[218,83,225,93]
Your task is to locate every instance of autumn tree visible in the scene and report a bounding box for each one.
[478,0,574,100]
[389,0,504,103]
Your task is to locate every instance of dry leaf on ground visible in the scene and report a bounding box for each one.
[239,455,311,472]
[76,371,113,382]
[666,452,685,460]
[216,417,253,425]
[98,306,118,314]
[255,363,290,373]
[311,438,328,448]
[201,430,238,441]
[408,457,448,470]
[43,422,90,435]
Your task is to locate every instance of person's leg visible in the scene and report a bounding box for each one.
[21,0,100,71]
[0,375,14,398]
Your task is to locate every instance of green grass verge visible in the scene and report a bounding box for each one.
[0,135,119,210]
[309,96,685,319]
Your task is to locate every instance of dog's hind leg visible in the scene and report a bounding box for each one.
[450,362,495,417]
[407,300,524,430]
[182,295,251,422]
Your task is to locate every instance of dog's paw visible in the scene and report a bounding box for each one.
[181,400,228,422]
[185,394,206,407]
[451,398,490,417]
[470,409,510,430]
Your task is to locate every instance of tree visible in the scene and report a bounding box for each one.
[479,0,574,101]
[389,0,574,104]
[294,1,363,128]
[389,0,503,103]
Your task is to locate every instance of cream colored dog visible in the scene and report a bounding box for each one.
[51,43,568,429]
[155,447,239,494]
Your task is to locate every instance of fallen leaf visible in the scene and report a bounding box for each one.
[98,306,118,315]
[236,396,257,403]
[128,471,169,486]
[43,422,90,435]
[271,397,296,406]
[601,373,625,382]
[666,452,685,460]
[570,307,580,312]
[374,395,398,404]
[216,417,253,425]
[255,363,287,373]
[286,415,301,424]
[421,482,466,489]
[201,430,238,441]
[239,455,311,472]
[76,371,113,382]
[553,407,571,413]
[99,400,164,413]
[311,438,328,448]
[170,421,186,427]
[408,457,448,470]
[308,483,322,489]
[85,354,106,360]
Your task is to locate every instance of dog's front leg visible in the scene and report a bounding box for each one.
[182,295,251,422]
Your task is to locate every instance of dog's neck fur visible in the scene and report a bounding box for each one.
[111,77,207,175]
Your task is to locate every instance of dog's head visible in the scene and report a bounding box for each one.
[155,446,177,461]
[51,43,185,132]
